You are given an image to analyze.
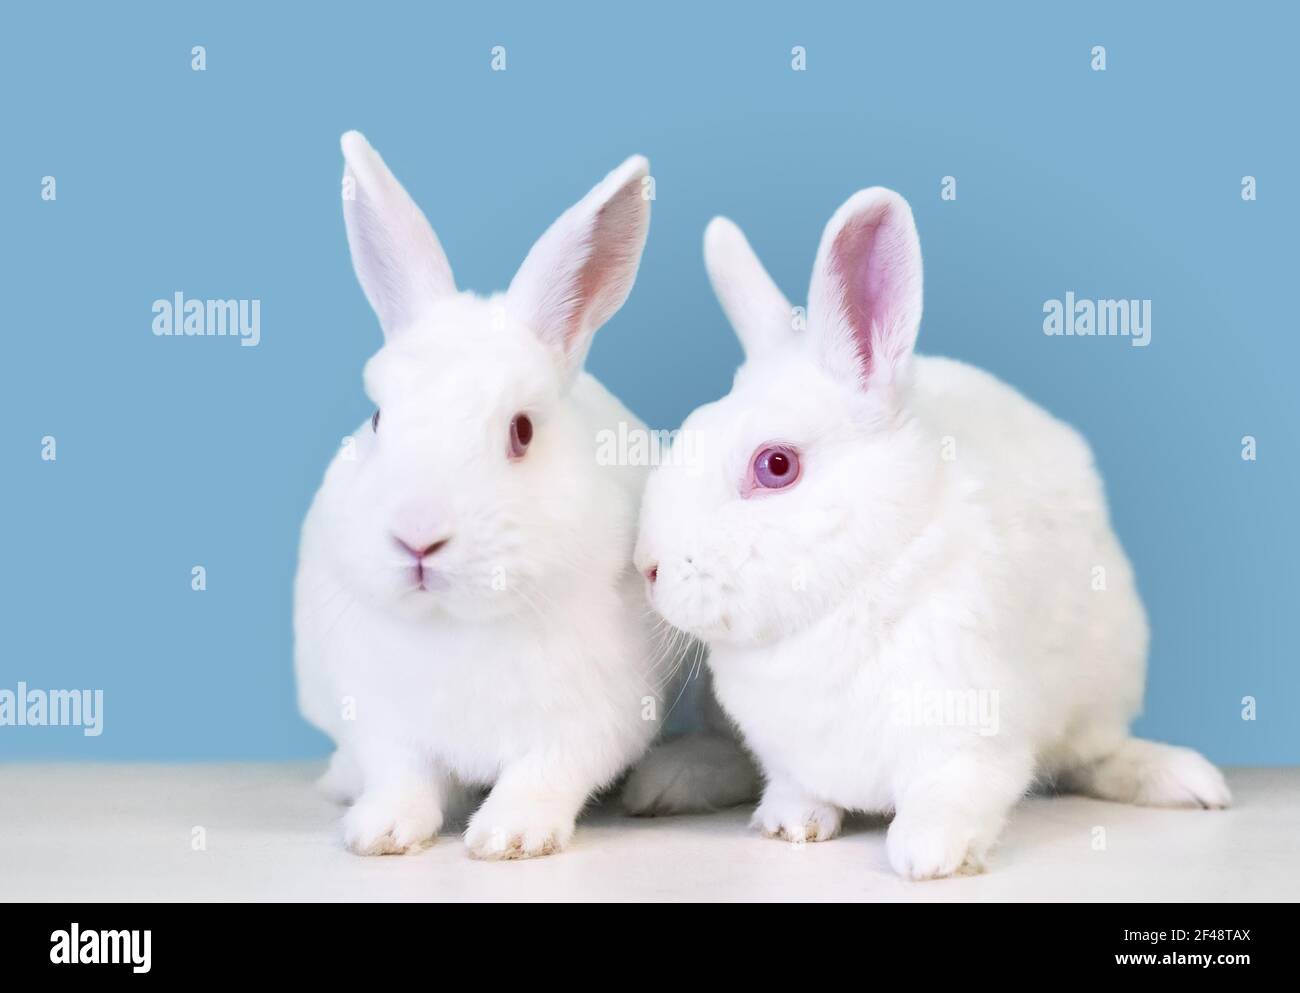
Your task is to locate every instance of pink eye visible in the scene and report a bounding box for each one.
[509,413,533,459]
[751,445,800,491]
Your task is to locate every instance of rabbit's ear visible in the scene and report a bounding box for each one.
[704,217,794,359]
[508,156,650,376]
[807,189,922,392]
[340,131,455,338]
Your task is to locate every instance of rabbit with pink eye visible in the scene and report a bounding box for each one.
[635,189,1230,879]
[294,132,704,860]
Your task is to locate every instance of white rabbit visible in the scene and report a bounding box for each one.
[635,189,1230,879]
[620,658,762,815]
[294,132,679,859]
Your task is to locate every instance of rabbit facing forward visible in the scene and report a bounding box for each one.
[294,133,681,859]
[634,189,1230,879]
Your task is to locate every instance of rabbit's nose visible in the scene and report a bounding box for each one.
[395,536,450,560]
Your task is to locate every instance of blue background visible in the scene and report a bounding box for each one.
[2,1,1295,763]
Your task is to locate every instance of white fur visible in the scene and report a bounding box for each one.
[637,190,1229,880]
[621,665,761,815]
[295,133,676,859]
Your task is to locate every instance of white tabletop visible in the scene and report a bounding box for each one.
[1,763,1292,902]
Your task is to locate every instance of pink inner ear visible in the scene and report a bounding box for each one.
[830,207,905,384]
[563,182,644,354]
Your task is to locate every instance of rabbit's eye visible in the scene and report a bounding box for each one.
[371,409,380,433]
[751,445,800,491]
[509,413,533,459]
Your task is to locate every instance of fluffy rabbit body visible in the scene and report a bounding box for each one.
[636,189,1230,878]
[295,133,667,859]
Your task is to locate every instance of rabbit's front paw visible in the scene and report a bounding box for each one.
[464,795,576,860]
[886,812,984,880]
[752,794,843,843]
[343,790,441,856]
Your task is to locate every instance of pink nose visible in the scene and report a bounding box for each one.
[396,536,450,560]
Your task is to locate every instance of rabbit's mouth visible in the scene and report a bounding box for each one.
[412,567,451,594]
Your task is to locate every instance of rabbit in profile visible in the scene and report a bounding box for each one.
[635,188,1230,878]
[295,133,693,859]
